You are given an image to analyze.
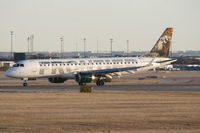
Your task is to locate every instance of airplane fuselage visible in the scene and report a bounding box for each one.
[5,57,170,79]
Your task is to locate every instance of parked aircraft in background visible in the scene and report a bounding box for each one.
[5,28,176,86]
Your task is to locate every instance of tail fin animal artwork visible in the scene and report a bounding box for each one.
[143,28,173,57]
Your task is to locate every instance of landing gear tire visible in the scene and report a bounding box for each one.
[79,82,86,86]
[23,82,28,87]
[96,80,104,86]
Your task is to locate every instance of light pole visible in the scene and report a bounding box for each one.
[60,37,64,58]
[30,35,34,53]
[110,38,113,57]
[76,42,78,53]
[83,38,86,57]
[96,38,99,57]
[127,40,129,56]
[27,36,30,54]
[10,31,14,59]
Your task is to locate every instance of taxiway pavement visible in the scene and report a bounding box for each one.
[0,71,200,92]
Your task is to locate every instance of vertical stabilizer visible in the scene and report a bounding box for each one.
[143,28,173,57]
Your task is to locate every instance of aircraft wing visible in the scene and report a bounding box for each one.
[85,66,142,76]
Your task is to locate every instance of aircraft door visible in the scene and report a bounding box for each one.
[29,61,37,74]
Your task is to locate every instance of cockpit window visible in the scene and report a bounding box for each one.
[13,64,19,67]
[13,64,24,67]
[13,64,17,67]
[20,64,24,67]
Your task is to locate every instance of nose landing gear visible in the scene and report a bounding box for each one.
[23,82,28,86]
[22,78,28,87]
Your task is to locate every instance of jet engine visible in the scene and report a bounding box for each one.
[48,77,67,83]
[75,73,112,85]
[75,73,96,83]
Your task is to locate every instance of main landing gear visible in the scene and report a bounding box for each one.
[78,80,105,86]
[96,79,104,86]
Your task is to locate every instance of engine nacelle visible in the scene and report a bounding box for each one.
[75,73,112,83]
[48,77,67,83]
[75,73,96,83]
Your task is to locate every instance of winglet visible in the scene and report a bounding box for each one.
[143,28,173,57]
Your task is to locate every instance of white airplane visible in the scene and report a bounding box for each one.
[5,28,176,86]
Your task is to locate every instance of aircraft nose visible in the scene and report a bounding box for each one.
[5,69,15,77]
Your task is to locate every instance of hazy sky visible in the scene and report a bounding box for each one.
[0,0,200,52]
